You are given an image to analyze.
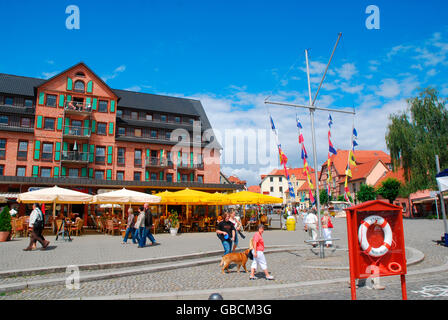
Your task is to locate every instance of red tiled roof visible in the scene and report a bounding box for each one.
[248,185,261,193]
[228,175,246,185]
[321,150,391,178]
[374,167,407,188]
[261,167,315,180]
[349,159,383,181]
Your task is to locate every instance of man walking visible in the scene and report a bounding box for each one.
[305,209,318,247]
[144,203,157,246]
[23,203,50,251]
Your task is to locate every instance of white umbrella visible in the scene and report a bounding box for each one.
[18,186,94,227]
[73,141,78,151]
[92,188,161,204]
[18,185,92,204]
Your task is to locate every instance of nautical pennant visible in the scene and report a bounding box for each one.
[343,126,358,204]
[296,114,316,207]
[270,114,295,201]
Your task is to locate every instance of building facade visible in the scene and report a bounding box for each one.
[0,63,242,207]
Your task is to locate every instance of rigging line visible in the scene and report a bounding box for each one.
[264,50,305,103]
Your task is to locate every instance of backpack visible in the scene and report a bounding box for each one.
[34,209,44,228]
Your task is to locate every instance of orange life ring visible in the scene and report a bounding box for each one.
[387,262,402,273]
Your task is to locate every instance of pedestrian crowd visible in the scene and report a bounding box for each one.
[122,202,158,248]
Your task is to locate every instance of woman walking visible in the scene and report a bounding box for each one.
[216,212,235,256]
[122,208,138,244]
[229,210,242,252]
[135,207,146,248]
[321,211,333,248]
[249,224,274,280]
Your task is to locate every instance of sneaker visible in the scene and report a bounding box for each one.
[249,276,257,280]
[266,275,274,280]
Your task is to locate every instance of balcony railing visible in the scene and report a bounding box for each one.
[61,151,89,163]
[64,101,93,113]
[63,126,91,138]
[145,157,174,168]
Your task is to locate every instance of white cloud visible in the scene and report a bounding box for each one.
[42,71,59,79]
[124,85,142,92]
[375,79,401,98]
[101,65,126,82]
[335,63,357,81]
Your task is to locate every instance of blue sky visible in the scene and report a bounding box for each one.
[1,0,447,186]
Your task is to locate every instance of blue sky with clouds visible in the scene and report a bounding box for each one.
[1,0,447,186]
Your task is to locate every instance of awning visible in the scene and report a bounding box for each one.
[0,193,19,199]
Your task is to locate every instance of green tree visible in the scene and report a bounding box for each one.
[385,88,448,194]
[319,189,330,205]
[0,206,11,232]
[377,178,402,204]
[337,194,352,202]
[356,184,377,203]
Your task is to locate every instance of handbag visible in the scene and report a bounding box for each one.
[248,250,254,260]
[328,218,334,229]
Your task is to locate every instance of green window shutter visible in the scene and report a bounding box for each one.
[160,172,164,181]
[61,166,66,177]
[86,97,91,107]
[63,142,68,151]
[160,149,164,165]
[110,100,115,113]
[36,116,43,129]
[87,81,93,93]
[145,171,149,181]
[89,145,94,163]
[177,172,181,182]
[89,168,93,179]
[34,140,41,160]
[57,118,63,130]
[38,92,45,105]
[59,94,65,107]
[190,173,194,182]
[81,167,87,177]
[108,122,114,135]
[107,146,113,164]
[178,151,181,165]
[54,142,61,161]
[91,120,96,133]
[83,119,90,136]
[64,118,70,134]
[67,95,72,102]
[54,166,60,177]
[92,98,97,110]
[190,152,194,167]
[67,77,73,90]
[32,166,39,177]
[106,169,112,180]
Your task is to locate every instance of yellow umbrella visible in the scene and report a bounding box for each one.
[168,188,214,220]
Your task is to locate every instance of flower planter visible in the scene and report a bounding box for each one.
[0,231,10,242]
[170,228,178,236]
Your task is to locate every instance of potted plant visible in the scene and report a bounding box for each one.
[168,210,179,236]
[0,206,11,242]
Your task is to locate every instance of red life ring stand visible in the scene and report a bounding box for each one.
[388,262,402,273]
[358,215,393,257]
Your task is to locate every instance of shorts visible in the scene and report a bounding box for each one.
[251,250,267,270]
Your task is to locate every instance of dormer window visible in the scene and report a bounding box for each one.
[74,80,85,92]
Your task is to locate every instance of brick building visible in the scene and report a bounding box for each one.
[0,62,242,218]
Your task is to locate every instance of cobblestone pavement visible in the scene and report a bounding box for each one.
[0,216,447,300]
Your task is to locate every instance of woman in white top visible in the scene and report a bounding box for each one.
[135,207,146,248]
[229,210,242,252]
